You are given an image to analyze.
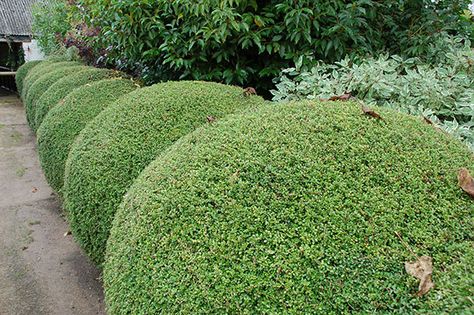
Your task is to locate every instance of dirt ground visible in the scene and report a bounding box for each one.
[0,93,105,315]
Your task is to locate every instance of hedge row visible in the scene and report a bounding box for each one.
[63,81,266,265]
[15,60,42,95]
[16,59,473,314]
[33,67,117,132]
[26,64,87,129]
[37,78,138,194]
[21,60,79,100]
[104,101,474,314]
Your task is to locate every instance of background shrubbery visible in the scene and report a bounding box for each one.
[32,0,473,91]
[31,0,71,56]
[272,36,474,149]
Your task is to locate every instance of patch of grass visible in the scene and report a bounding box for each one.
[10,130,22,143]
[15,167,26,177]
[104,101,474,314]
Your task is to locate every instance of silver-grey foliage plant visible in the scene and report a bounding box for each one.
[272,36,474,150]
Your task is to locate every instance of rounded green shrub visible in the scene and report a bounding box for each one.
[33,67,117,132]
[21,60,79,100]
[37,78,138,194]
[104,101,474,314]
[63,81,266,265]
[15,60,42,95]
[25,65,87,130]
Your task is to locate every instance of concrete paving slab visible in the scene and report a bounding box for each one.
[0,94,105,315]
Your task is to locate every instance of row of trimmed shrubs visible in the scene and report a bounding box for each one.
[16,59,474,314]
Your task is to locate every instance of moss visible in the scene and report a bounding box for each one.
[25,65,87,130]
[15,61,42,95]
[33,67,117,132]
[37,78,138,194]
[21,60,80,101]
[104,101,474,314]
[63,81,266,265]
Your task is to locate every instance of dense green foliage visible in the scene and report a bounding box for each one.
[15,60,42,95]
[105,101,474,314]
[33,67,116,132]
[63,81,266,265]
[272,36,474,150]
[37,78,138,194]
[74,0,472,88]
[21,60,79,101]
[31,0,71,55]
[25,65,86,130]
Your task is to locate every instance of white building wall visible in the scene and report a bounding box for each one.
[22,39,44,61]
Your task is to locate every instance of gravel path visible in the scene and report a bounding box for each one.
[0,93,105,315]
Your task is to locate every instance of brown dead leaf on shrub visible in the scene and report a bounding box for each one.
[206,116,216,123]
[361,105,383,120]
[458,168,474,198]
[243,87,257,97]
[405,256,434,297]
[423,117,434,125]
[328,93,352,101]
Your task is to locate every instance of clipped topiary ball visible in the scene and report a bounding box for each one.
[25,65,86,130]
[63,81,266,265]
[21,60,80,101]
[16,60,42,95]
[37,78,138,194]
[105,101,474,314]
[33,67,117,132]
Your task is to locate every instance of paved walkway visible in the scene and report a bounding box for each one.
[0,94,105,315]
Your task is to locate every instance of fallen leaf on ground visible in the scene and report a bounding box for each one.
[361,105,383,120]
[458,168,474,198]
[329,93,352,101]
[405,255,434,297]
[243,87,257,97]
[31,187,38,193]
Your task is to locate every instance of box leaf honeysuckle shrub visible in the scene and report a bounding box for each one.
[63,81,267,265]
[21,60,79,100]
[25,65,87,130]
[104,100,474,314]
[15,60,42,95]
[33,67,118,132]
[37,78,138,194]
